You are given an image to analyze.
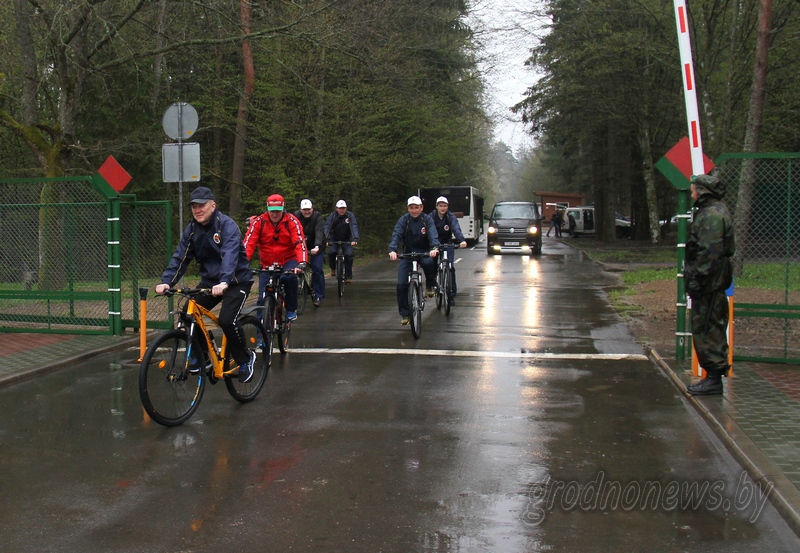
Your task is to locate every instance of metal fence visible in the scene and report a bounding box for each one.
[0,176,172,334]
[715,153,800,364]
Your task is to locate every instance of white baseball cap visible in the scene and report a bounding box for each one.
[407,195,423,206]
[436,196,448,204]
[336,200,347,208]
[300,199,312,209]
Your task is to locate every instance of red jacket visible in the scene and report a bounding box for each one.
[243,212,308,268]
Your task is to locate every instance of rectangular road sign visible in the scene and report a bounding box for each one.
[162,142,201,182]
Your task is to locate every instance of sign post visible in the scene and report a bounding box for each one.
[162,102,200,232]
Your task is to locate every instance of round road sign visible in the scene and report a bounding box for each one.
[162,102,198,140]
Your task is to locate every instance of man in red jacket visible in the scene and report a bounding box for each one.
[243,194,308,321]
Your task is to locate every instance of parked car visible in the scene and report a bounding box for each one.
[565,206,632,238]
[486,201,543,255]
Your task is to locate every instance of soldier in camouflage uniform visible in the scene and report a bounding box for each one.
[684,172,735,396]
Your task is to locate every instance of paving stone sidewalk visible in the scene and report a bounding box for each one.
[651,349,800,537]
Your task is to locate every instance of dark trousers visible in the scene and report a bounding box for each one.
[396,255,436,316]
[309,251,325,299]
[194,282,252,366]
[258,259,299,313]
[328,243,354,279]
[691,291,730,377]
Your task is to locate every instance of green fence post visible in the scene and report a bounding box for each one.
[675,189,691,360]
[108,196,122,335]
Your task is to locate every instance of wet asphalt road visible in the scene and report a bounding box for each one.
[1,240,799,552]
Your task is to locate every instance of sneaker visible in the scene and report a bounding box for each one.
[401,316,411,325]
[345,279,352,284]
[425,288,435,298]
[237,351,256,383]
[286,311,298,322]
[329,270,336,277]
[312,297,322,307]
[189,357,211,374]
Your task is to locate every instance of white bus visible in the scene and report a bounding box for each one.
[418,186,484,244]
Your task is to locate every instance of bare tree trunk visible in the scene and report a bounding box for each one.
[602,120,616,242]
[230,0,255,219]
[150,0,167,110]
[733,0,772,275]
[637,120,661,244]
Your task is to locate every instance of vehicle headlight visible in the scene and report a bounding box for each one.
[528,226,538,234]
[487,226,497,234]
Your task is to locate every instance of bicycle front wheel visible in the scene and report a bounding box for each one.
[336,255,345,298]
[276,297,290,354]
[225,316,270,402]
[435,264,445,310]
[139,329,205,427]
[442,267,452,316]
[409,280,422,339]
[264,295,278,355]
[296,273,308,315]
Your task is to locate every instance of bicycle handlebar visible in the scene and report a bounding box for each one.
[255,264,303,275]
[397,252,431,259]
[161,287,212,298]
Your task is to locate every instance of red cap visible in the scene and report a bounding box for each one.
[266,194,285,211]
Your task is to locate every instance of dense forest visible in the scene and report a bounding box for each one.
[1,0,797,247]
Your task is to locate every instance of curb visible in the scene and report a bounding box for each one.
[648,347,800,538]
[0,334,143,389]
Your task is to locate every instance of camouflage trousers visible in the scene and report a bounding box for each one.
[691,291,730,377]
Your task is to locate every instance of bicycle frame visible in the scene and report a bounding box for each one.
[259,266,288,327]
[177,295,238,380]
[328,240,350,297]
[408,259,423,286]
[398,252,429,338]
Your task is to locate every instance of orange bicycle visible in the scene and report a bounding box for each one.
[138,288,269,427]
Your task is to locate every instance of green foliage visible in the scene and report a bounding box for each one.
[2,0,492,253]
[513,0,800,239]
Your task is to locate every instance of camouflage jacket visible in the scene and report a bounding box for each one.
[684,193,735,297]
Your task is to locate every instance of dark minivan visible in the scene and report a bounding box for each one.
[486,201,542,255]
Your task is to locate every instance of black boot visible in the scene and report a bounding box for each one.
[687,376,723,396]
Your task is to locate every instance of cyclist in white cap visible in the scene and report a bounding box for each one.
[388,196,439,325]
[294,199,326,306]
[429,196,467,306]
[324,199,360,283]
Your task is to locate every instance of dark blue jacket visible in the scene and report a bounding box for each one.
[324,211,360,242]
[428,210,466,243]
[161,210,253,288]
[388,213,440,254]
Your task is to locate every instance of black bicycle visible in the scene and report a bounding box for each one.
[435,241,460,316]
[398,252,430,339]
[259,264,296,355]
[328,241,351,298]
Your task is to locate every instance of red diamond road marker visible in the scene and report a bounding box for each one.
[98,156,132,193]
[663,136,715,181]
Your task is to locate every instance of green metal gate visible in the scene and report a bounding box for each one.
[715,153,800,364]
[0,175,172,334]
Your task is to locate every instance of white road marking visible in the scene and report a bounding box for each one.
[288,348,648,360]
